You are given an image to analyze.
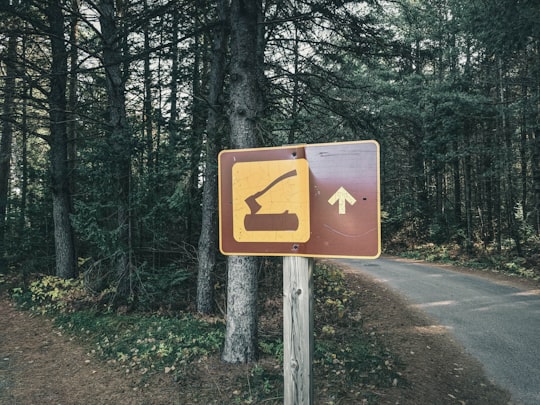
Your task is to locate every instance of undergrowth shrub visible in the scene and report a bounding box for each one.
[19,275,94,313]
[7,259,401,403]
[54,311,225,376]
[312,262,399,389]
[10,272,119,314]
[314,262,355,324]
[396,242,540,280]
[135,263,193,310]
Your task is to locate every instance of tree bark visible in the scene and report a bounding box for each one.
[222,0,264,364]
[498,58,522,255]
[288,24,301,145]
[19,34,29,232]
[196,0,229,315]
[46,0,77,279]
[68,0,80,183]
[188,22,205,245]
[452,140,461,226]
[534,126,540,235]
[98,0,133,298]
[534,44,540,235]
[168,7,180,148]
[0,32,17,269]
[143,0,154,172]
[222,256,259,363]
[67,0,80,264]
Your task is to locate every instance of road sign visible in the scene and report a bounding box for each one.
[219,140,380,259]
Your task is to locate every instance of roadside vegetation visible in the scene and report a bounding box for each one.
[2,236,537,404]
[2,261,400,404]
[387,240,540,281]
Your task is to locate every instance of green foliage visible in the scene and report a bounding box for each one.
[228,261,401,402]
[54,311,225,376]
[314,262,355,322]
[258,339,283,359]
[249,364,279,395]
[6,258,401,403]
[8,271,225,381]
[10,259,196,326]
[312,262,400,392]
[397,242,540,280]
[71,201,118,258]
[2,0,538,310]
[135,263,193,310]
[227,364,283,404]
[22,275,91,314]
[10,272,117,314]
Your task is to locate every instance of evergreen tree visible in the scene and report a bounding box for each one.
[221,0,264,364]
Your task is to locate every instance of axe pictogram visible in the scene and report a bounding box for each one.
[243,169,299,231]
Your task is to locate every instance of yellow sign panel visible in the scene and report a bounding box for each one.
[232,159,310,242]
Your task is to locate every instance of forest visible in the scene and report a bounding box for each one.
[1,0,539,364]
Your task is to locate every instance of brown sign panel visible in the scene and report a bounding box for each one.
[219,140,380,259]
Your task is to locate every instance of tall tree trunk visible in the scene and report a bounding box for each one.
[0,32,17,270]
[410,132,428,241]
[534,126,540,235]
[46,1,77,279]
[168,8,180,149]
[67,0,80,262]
[68,0,80,181]
[188,23,205,245]
[222,0,264,364]
[452,139,462,227]
[143,0,153,172]
[498,58,522,255]
[519,82,528,217]
[464,153,473,253]
[288,24,300,145]
[197,0,229,314]
[99,0,133,298]
[533,44,540,235]
[19,33,29,232]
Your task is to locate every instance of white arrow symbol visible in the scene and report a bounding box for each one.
[328,186,356,214]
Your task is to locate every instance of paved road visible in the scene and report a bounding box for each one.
[337,257,540,405]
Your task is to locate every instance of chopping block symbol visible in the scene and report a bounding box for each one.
[244,169,299,231]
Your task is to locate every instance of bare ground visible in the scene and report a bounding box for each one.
[0,300,177,405]
[1,258,529,404]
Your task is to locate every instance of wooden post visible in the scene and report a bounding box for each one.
[283,256,314,405]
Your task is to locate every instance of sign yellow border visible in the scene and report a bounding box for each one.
[218,140,381,259]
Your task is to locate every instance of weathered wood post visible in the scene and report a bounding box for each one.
[283,256,314,405]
